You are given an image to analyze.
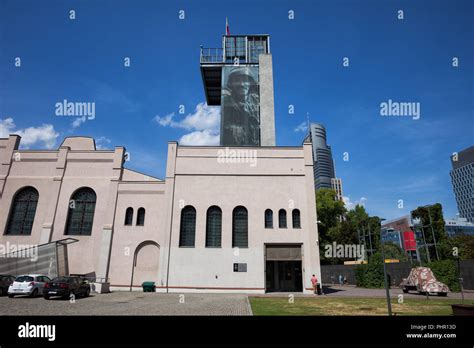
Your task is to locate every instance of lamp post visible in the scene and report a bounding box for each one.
[456,256,465,305]
[412,212,430,263]
[367,220,374,256]
[380,218,393,316]
[423,204,440,261]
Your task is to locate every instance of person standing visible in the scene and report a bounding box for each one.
[311,274,318,295]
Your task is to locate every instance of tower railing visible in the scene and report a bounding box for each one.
[200,47,224,64]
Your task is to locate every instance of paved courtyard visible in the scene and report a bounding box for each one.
[1,286,472,316]
[0,292,253,316]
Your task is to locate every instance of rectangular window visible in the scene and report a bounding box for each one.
[248,40,266,63]
[225,37,246,63]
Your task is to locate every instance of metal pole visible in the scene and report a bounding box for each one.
[419,223,431,263]
[426,206,439,261]
[457,258,464,305]
[367,221,373,257]
[361,225,368,257]
[380,224,392,316]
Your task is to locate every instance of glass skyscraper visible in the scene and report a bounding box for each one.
[305,123,337,190]
[450,146,474,222]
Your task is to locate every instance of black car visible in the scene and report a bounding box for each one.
[43,276,90,299]
[0,275,15,296]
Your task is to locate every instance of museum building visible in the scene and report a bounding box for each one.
[0,33,321,293]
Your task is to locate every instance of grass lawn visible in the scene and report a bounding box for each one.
[249,297,474,316]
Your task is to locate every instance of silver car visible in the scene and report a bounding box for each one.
[8,274,51,298]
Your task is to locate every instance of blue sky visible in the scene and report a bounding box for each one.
[0,0,472,220]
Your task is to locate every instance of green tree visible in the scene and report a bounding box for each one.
[438,234,474,260]
[355,252,385,288]
[323,220,360,264]
[328,219,358,245]
[316,188,346,244]
[316,188,346,264]
[381,242,407,262]
[411,203,447,261]
[428,259,460,292]
[346,204,369,232]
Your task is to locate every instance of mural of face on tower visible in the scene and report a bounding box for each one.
[221,66,260,146]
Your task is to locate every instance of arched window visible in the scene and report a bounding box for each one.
[179,206,196,247]
[137,208,145,226]
[232,206,248,248]
[124,207,134,226]
[206,206,222,247]
[292,209,301,228]
[264,209,273,228]
[279,209,287,228]
[5,186,39,235]
[65,187,96,235]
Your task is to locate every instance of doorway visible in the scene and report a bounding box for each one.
[265,245,303,292]
[130,241,160,290]
[266,261,303,292]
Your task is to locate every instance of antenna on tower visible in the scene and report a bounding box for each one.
[306,112,311,139]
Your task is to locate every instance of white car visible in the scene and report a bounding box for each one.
[8,274,51,298]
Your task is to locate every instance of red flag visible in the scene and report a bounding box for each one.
[226,17,230,36]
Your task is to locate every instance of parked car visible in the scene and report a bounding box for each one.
[43,276,90,300]
[0,275,16,296]
[400,267,449,296]
[8,274,51,297]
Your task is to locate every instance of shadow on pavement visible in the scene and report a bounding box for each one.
[321,286,347,294]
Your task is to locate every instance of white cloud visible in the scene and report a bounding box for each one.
[154,102,221,145]
[178,103,220,131]
[0,118,15,136]
[343,196,367,210]
[294,122,308,133]
[153,112,175,127]
[179,129,219,146]
[71,116,87,129]
[95,136,112,150]
[0,118,59,149]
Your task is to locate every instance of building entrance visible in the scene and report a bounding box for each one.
[265,245,303,292]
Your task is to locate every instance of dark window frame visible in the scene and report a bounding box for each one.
[206,206,222,248]
[279,209,287,229]
[232,206,248,248]
[292,209,301,229]
[136,207,145,226]
[179,206,196,247]
[264,209,273,229]
[5,186,39,236]
[65,187,96,236]
[124,207,134,226]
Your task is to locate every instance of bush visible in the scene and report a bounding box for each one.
[428,259,461,292]
[355,253,385,288]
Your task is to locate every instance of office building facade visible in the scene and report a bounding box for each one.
[450,146,474,222]
[331,178,344,201]
[306,123,335,190]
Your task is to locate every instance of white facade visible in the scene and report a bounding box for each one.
[0,135,321,294]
